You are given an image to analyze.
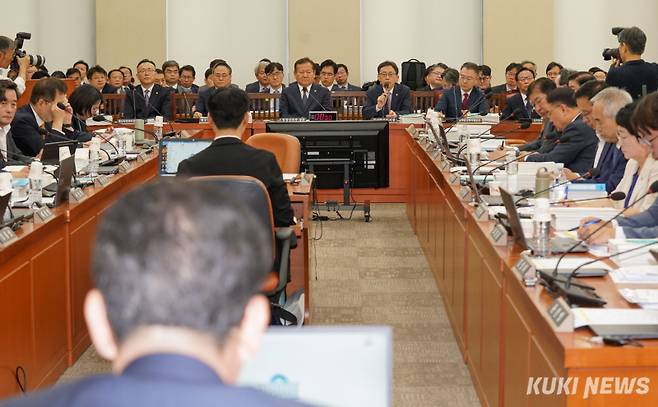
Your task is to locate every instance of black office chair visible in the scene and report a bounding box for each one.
[189,175,297,324]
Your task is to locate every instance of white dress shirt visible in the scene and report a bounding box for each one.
[0,68,25,94]
[0,124,10,158]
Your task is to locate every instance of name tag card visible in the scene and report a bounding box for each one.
[513,253,538,287]
[70,187,86,203]
[449,173,460,185]
[474,202,489,221]
[0,226,17,247]
[545,297,574,333]
[440,157,451,172]
[489,223,508,246]
[430,148,442,161]
[118,161,131,173]
[95,175,110,187]
[137,152,148,162]
[459,186,472,202]
[34,206,54,224]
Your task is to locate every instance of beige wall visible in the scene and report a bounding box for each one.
[483,0,554,83]
[96,0,166,70]
[288,0,361,84]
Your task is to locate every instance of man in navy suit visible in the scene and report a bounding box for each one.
[578,92,658,243]
[501,67,541,121]
[435,62,489,120]
[11,78,91,157]
[363,61,411,119]
[0,180,310,407]
[195,61,240,116]
[333,64,361,91]
[565,87,632,192]
[178,65,200,93]
[279,57,331,118]
[524,88,598,174]
[489,62,521,94]
[123,59,172,120]
[245,59,271,93]
[87,65,117,94]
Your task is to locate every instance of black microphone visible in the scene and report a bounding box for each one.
[557,191,626,206]
[544,180,658,286]
[513,168,601,205]
[130,86,178,135]
[92,115,172,142]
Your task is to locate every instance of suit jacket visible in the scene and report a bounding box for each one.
[362,83,412,119]
[613,156,658,211]
[100,83,118,94]
[10,105,88,157]
[417,85,443,92]
[501,93,541,120]
[331,83,361,91]
[0,354,310,407]
[177,84,200,94]
[245,81,270,93]
[0,130,28,167]
[519,120,557,152]
[489,83,516,95]
[279,83,332,119]
[577,142,627,193]
[176,137,294,227]
[195,85,240,116]
[525,114,598,174]
[618,196,658,238]
[123,84,172,120]
[434,86,489,119]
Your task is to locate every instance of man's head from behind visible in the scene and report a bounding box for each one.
[207,87,250,132]
[0,79,18,127]
[86,180,271,382]
[545,87,579,131]
[618,26,646,61]
[30,78,68,122]
[590,87,633,143]
[0,36,15,69]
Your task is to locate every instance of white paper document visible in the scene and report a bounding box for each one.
[609,266,658,284]
[572,308,658,328]
[619,288,658,305]
[529,257,611,273]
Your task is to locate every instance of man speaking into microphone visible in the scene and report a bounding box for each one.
[435,62,489,120]
[363,61,411,120]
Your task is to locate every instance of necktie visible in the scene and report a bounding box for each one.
[525,97,533,117]
[461,92,469,111]
[302,87,308,105]
[274,90,280,111]
[261,87,270,93]
[387,91,392,112]
[144,89,151,108]
[341,85,347,90]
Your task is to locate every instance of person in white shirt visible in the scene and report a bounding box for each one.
[0,36,29,94]
[0,79,25,166]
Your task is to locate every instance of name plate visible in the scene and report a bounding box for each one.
[0,226,17,246]
[545,297,574,333]
[449,173,460,185]
[459,186,472,202]
[474,202,489,221]
[430,148,442,161]
[118,161,131,173]
[489,223,508,246]
[34,206,54,224]
[70,187,86,203]
[95,175,110,187]
[137,152,148,162]
[440,158,451,171]
[513,253,537,286]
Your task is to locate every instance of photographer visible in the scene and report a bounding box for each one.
[606,26,658,100]
[0,36,29,94]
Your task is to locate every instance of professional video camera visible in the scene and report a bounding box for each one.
[12,32,46,69]
[602,27,625,61]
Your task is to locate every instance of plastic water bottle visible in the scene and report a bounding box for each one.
[532,198,552,257]
[552,172,568,201]
[28,161,43,208]
[88,139,101,176]
[468,138,481,173]
[506,150,518,193]
[154,115,164,141]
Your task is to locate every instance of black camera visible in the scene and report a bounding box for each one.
[13,32,46,68]
[602,27,626,61]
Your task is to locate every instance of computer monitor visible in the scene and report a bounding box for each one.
[238,326,392,407]
[158,139,212,177]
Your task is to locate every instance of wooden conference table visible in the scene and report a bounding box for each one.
[406,134,658,406]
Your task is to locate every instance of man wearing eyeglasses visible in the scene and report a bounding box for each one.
[195,61,239,116]
[123,59,172,120]
[501,67,541,121]
[265,62,286,112]
[419,64,446,91]
[363,61,411,120]
[435,62,489,120]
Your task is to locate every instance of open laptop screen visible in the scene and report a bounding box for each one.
[158,139,212,177]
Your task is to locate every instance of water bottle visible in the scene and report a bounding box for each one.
[532,198,552,257]
[28,161,43,208]
[468,138,481,173]
[154,115,164,141]
[534,167,552,199]
[88,139,101,176]
[552,171,568,201]
[506,150,518,193]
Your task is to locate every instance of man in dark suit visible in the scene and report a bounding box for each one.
[195,61,239,116]
[11,78,90,157]
[418,64,445,91]
[178,87,294,227]
[490,62,521,94]
[435,62,489,120]
[0,80,29,166]
[525,88,598,174]
[0,180,309,407]
[363,60,411,119]
[279,57,332,119]
[123,59,172,120]
[245,59,271,93]
[519,78,558,152]
[333,63,361,91]
[87,65,117,94]
[605,27,658,100]
[178,64,200,93]
[502,67,541,121]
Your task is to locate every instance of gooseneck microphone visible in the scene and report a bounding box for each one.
[555,191,626,206]
[129,86,178,135]
[307,86,329,112]
[512,168,601,205]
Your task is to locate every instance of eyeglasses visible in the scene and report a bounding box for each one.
[214,73,230,79]
[138,68,155,74]
[320,72,335,77]
[267,71,283,76]
[639,132,658,146]
[378,72,397,77]
[460,75,476,81]
[517,76,534,82]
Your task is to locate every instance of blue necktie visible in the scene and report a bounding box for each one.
[302,87,308,105]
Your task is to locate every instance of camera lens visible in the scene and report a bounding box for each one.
[29,54,46,68]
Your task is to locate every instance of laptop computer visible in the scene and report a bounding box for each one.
[499,187,587,254]
[428,122,464,165]
[238,326,392,407]
[53,155,74,207]
[41,140,78,165]
[158,139,212,177]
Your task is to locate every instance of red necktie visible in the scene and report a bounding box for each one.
[461,92,469,111]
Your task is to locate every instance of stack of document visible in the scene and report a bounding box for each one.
[565,183,607,200]
[608,239,658,267]
[549,207,618,231]
[572,308,658,328]
[619,288,658,309]
[609,266,658,284]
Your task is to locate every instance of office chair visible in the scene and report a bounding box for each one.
[246,133,301,173]
[189,175,297,323]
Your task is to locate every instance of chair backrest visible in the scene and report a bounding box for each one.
[410,90,438,113]
[102,93,126,117]
[248,92,280,120]
[330,91,367,120]
[171,92,198,119]
[246,133,301,173]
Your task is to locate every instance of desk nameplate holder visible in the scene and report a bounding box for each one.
[459,186,472,202]
[449,173,460,185]
[118,161,131,173]
[474,202,489,221]
[137,152,148,162]
[430,147,442,161]
[440,156,451,172]
[489,223,508,246]
[0,226,17,247]
[545,297,574,333]
[70,187,86,203]
[513,251,538,287]
[33,206,54,224]
[95,175,110,187]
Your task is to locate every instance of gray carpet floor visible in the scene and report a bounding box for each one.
[57,203,479,407]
